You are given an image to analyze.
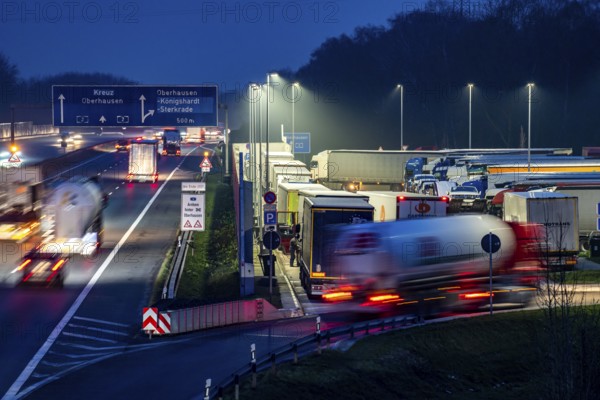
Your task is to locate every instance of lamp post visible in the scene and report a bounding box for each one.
[468,83,474,149]
[292,82,299,156]
[527,83,534,172]
[396,84,404,150]
[265,72,278,192]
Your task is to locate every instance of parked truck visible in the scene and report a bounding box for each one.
[549,185,600,251]
[310,149,438,191]
[358,191,448,222]
[322,215,543,312]
[0,166,43,243]
[503,191,579,266]
[127,139,159,183]
[299,196,374,297]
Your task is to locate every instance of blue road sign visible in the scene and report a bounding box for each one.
[283,132,311,154]
[52,85,218,127]
[264,209,277,225]
[263,231,281,250]
[481,233,501,254]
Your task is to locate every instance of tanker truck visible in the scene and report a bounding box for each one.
[39,176,107,256]
[322,214,543,312]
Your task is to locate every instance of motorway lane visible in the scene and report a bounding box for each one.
[23,316,345,400]
[1,143,209,398]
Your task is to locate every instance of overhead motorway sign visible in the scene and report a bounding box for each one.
[52,85,218,127]
[283,132,311,154]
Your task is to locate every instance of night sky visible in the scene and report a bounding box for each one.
[1,0,414,85]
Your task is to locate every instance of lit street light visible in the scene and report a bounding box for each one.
[527,83,535,172]
[396,84,404,150]
[468,83,474,149]
[292,82,299,156]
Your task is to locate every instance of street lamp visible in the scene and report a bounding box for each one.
[265,72,278,192]
[468,83,474,149]
[396,84,404,150]
[527,83,535,172]
[292,82,299,156]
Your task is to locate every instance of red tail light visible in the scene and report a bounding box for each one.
[441,196,449,202]
[322,291,353,302]
[459,292,492,300]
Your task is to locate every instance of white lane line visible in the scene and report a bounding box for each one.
[61,332,118,344]
[115,186,119,190]
[40,360,82,368]
[72,316,130,328]
[108,192,113,196]
[67,323,129,337]
[48,350,116,360]
[2,163,182,400]
[56,342,129,352]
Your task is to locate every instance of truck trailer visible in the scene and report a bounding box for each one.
[128,139,159,183]
[357,191,448,222]
[503,191,579,266]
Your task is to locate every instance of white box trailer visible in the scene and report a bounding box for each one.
[358,191,448,222]
[127,140,159,183]
[503,191,579,265]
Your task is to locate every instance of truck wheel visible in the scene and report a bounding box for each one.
[581,238,590,252]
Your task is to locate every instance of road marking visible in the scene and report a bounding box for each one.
[2,161,183,400]
[67,323,129,337]
[72,316,130,328]
[61,332,118,344]
[48,350,116,359]
[40,360,82,368]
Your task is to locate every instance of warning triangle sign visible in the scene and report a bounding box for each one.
[194,220,202,228]
[8,153,20,163]
[200,156,213,168]
[184,220,192,228]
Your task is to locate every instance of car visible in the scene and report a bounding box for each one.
[115,139,130,152]
[17,249,68,288]
[448,185,480,207]
[409,173,436,192]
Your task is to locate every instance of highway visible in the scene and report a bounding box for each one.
[0,136,212,398]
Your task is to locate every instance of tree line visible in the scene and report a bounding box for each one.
[285,0,600,153]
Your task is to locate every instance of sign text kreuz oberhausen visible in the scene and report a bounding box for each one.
[52,85,218,127]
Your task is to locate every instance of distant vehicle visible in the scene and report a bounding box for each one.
[448,185,480,207]
[128,139,159,183]
[17,249,69,288]
[115,139,130,152]
[408,174,436,192]
[162,129,181,156]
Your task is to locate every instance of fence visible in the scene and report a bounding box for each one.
[208,314,420,399]
[0,122,57,139]
[166,299,292,335]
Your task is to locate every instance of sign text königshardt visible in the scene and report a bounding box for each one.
[52,85,218,127]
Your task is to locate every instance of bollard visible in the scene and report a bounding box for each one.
[317,334,322,355]
[270,353,277,374]
[251,363,257,389]
[234,375,240,400]
[203,379,211,400]
[293,344,298,365]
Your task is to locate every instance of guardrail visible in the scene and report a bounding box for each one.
[208,314,420,399]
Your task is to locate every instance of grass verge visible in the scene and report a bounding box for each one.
[230,310,550,400]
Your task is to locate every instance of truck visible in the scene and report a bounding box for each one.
[357,191,448,222]
[322,215,543,312]
[39,177,106,256]
[310,149,440,191]
[503,191,579,266]
[299,196,374,297]
[548,185,600,251]
[276,182,328,227]
[127,139,159,183]
[162,128,181,156]
[0,166,43,243]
